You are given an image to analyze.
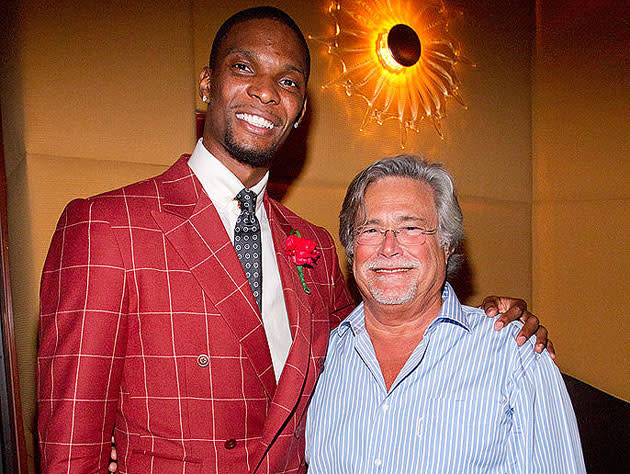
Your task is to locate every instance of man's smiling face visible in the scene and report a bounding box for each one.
[201,17,308,169]
[352,177,449,309]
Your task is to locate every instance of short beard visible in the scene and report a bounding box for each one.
[368,283,417,305]
[224,123,277,169]
[361,258,420,305]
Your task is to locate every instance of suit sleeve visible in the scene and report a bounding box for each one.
[37,199,129,474]
[322,232,355,328]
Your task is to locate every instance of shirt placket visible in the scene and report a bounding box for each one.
[352,329,432,472]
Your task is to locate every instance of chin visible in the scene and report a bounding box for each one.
[232,147,275,168]
[369,285,417,305]
[225,130,277,168]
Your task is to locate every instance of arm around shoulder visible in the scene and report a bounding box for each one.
[38,198,129,473]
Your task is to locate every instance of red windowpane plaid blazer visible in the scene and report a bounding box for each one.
[37,156,354,473]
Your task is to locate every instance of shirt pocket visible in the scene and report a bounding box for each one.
[416,397,512,473]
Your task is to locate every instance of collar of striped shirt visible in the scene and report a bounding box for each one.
[336,282,471,339]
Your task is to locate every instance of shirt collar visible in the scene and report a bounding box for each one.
[432,282,470,332]
[337,302,367,337]
[337,282,470,338]
[187,138,268,212]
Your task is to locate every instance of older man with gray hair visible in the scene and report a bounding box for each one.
[306,156,585,473]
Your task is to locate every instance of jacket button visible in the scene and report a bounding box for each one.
[224,438,237,450]
[197,354,209,368]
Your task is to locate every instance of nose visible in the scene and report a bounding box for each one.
[247,76,280,105]
[378,229,401,257]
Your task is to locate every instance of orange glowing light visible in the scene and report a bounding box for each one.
[376,31,405,72]
[310,0,473,147]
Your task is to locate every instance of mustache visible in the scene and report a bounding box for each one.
[363,257,420,270]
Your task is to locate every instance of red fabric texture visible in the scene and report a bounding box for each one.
[37,156,354,473]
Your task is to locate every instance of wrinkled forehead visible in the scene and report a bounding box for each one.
[356,177,438,226]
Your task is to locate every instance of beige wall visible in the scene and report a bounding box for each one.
[7,0,625,470]
[191,0,534,301]
[532,0,629,400]
[2,0,196,469]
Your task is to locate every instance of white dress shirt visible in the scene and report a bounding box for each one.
[187,138,291,382]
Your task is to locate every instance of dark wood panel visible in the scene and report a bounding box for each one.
[0,102,28,474]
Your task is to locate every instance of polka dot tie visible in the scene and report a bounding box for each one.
[234,188,262,310]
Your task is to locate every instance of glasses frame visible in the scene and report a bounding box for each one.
[354,224,438,246]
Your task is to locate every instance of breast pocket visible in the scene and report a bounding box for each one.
[416,397,512,473]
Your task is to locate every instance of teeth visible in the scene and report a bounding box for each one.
[374,269,409,273]
[236,113,274,129]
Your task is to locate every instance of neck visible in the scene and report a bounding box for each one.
[363,292,443,391]
[364,292,442,340]
[221,157,267,189]
[201,135,269,189]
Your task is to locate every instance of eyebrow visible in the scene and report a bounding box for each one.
[225,48,306,77]
[361,216,430,226]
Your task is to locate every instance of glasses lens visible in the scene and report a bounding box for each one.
[355,226,434,245]
[398,227,427,245]
[356,226,382,245]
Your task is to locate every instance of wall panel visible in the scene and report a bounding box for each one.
[532,0,629,399]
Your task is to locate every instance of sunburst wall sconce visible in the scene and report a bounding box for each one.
[310,0,472,147]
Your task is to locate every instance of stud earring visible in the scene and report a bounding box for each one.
[293,122,299,129]
[202,96,208,103]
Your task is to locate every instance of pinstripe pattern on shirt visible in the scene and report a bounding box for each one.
[306,283,586,473]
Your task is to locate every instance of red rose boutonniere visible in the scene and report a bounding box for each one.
[285,230,320,294]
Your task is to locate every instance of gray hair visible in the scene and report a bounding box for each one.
[339,155,464,277]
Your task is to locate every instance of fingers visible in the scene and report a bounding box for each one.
[547,339,556,359]
[481,296,555,358]
[480,296,500,318]
[493,299,528,331]
[481,296,528,327]
[109,435,117,473]
[532,324,549,353]
[515,310,540,344]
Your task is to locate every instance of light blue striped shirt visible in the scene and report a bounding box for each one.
[306,283,585,473]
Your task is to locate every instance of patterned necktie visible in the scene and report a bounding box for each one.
[234,188,262,310]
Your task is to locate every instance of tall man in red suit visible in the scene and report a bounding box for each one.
[37,7,549,474]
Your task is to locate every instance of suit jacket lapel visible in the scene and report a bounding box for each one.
[258,198,316,448]
[151,157,277,399]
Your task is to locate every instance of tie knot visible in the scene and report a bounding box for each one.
[236,188,257,214]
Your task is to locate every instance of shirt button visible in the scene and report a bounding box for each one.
[197,354,210,368]
[382,403,389,412]
[374,458,382,466]
[224,438,237,450]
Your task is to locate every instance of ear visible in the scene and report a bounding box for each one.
[295,96,308,127]
[442,245,450,265]
[198,67,211,102]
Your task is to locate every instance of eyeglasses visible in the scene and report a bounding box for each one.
[354,225,438,246]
